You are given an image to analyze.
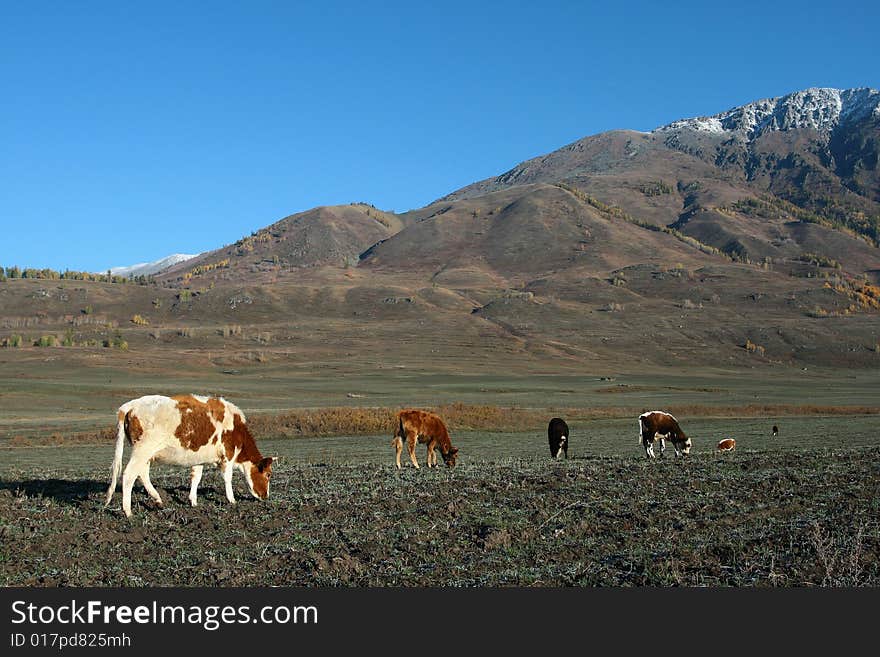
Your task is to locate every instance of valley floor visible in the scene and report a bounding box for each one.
[1,422,878,586]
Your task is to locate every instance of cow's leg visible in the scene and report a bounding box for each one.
[643,437,656,459]
[393,436,403,469]
[121,457,148,517]
[222,460,236,504]
[659,437,666,455]
[406,432,420,469]
[426,440,437,467]
[189,465,204,506]
[140,462,163,506]
[563,441,568,459]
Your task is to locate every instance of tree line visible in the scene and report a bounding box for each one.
[0,265,153,285]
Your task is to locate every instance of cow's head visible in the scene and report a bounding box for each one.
[245,456,278,499]
[675,437,692,456]
[442,446,459,468]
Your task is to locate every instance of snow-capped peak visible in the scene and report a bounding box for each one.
[102,253,201,278]
[654,87,880,138]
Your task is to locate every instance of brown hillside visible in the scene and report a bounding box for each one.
[157,203,406,286]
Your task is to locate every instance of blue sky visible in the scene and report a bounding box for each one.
[2,0,878,272]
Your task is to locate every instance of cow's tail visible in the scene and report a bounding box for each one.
[104,410,126,507]
[637,415,644,444]
[391,413,404,446]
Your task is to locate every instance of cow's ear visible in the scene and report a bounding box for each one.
[258,456,276,472]
[450,447,459,455]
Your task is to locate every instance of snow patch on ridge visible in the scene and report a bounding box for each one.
[654,87,880,139]
[101,253,201,278]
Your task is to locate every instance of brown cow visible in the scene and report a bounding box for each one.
[392,409,458,469]
[638,410,692,458]
[717,438,736,452]
[104,394,277,517]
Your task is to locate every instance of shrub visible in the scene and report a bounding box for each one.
[103,332,128,350]
[35,335,56,347]
[810,521,868,586]
[61,329,75,347]
[638,180,673,196]
[131,314,149,325]
[609,272,627,287]
[797,253,842,269]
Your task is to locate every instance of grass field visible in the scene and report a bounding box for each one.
[2,353,879,439]
[1,415,878,587]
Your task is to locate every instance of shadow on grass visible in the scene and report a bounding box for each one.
[0,478,108,503]
[0,478,222,508]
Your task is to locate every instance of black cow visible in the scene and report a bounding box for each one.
[772,425,779,437]
[548,417,569,459]
[638,411,691,458]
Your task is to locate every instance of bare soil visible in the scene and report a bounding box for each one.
[1,426,878,587]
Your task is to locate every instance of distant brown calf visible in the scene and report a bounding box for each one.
[392,409,459,469]
[716,438,736,452]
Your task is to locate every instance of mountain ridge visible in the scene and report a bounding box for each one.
[654,87,880,138]
[105,253,201,278]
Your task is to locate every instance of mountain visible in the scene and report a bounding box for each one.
[655,87,880,138]
[653,87,880,242]
[106,253,200,278]
[434,87,880,279]
[157,203,406,284]
[11,86,879,375]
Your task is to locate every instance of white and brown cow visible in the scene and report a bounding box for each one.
[716,438,736,452]
[638,410,692,458]
[104,394,277,517]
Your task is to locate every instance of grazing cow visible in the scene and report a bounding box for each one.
[392,409,458,469]
[716,438,736,452]
[637,410,692,458]
[104,394,277,517]
[548,417,569,459]
[772,425,779,437]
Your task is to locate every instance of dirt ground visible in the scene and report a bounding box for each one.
[1,440,878,586]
